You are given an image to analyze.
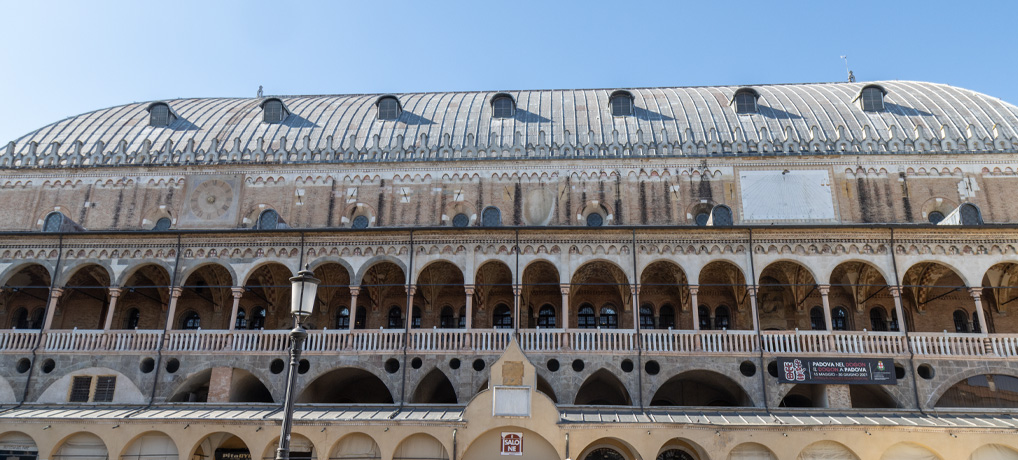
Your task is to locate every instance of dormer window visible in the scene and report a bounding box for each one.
[858,85,886,112]
[491,94,515,118]
[43,212,65,232]
[733,89,759,114]
[147,103,176,127]
[377,96,401,121]
[261,98,288,123]
[610,91,634,117]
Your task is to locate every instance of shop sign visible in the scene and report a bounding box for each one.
[777,357,896,385]
[500,432,523,456]
[215,449,252,460]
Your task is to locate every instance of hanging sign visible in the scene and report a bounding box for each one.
[777,357,896,385]
[500,432,523,456]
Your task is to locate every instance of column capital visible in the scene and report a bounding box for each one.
[968,287,984,299]
[818,284,831,295]
[109,287,122,297]
[630,286,639,295]
[50,287,64,298]
[349,286,361,296]
[170,287,184,298]
[406,285,417,296]
[232,287,245,298]
[464,287,475,295]
[560,284,570,295]
[513,286,522,295]
[746,286,757,295]
[688,286,699,295]
[888,286,902,296]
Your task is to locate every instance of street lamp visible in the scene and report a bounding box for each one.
[276,265,320,460]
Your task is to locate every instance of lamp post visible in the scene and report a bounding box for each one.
[276,265,320,460]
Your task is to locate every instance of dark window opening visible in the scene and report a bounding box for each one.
[149,103,172,127]
[869,307,888,331]
[250,307,266,329]
[355,307,366,329]
[599,305,618,329]
[538,305,556,328]
[181,311,200,330]
[493,304,512,329]
[698,305,711,330]
[352,215,369,229]
[659,305,675,329]
[411,306,422,329]
[694,212,710,227]
[336,307,350,329]
[440,306,455,328]
[124,308,140,329]
[481,206,501,227]
[640,304,654,329]
[387,306,402,329]
[928,211,945,224]
[578,304,596,329]
[234,309,247,329]
[714,305,730,330]
[809,306,826,330]
[153,217,172,231]
[69,376,92,402]
[93,376,116,402]
[492,95,515,118]
[586,213,604,227]
[832,307,849,331]
[954,309,970,333]
[378,97,400,120]
[458,306,467,329]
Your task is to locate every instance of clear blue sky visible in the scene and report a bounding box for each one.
[2,0,1016,145]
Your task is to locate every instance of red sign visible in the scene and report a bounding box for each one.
[500,432,523,456]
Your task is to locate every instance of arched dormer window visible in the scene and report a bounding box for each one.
[710,205,733,226]
[959,203,983,225]
[261,98,288,124]
[44,212,65,232]
[376,96,401,121]
[610,90,634,117]
[809,306,826,330]
[147,102,176,127]
[257,209,280,230]
[733,88,759,114]
[491,94,516,118]
[481,206,501,227]
[857,85,886,112]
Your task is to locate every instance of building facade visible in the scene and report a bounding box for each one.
[0,81,1017,459]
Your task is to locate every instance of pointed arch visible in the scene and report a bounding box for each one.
[650,369,751,407]
[575,368,632,406]
[412,368,457,404]
[298,367,394,404]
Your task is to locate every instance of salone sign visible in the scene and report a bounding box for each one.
[501,432,523,456]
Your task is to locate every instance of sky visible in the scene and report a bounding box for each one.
[2,0,1017,145]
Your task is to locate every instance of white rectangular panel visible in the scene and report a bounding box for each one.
[739,170,836,222]
[493,386,530,417]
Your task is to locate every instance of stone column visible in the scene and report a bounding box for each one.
[819,284,833,332]
[42,288,63,331]
[631,286,640,331]
[348,287,360,331]
[560,285,570,329]
[207,367,233,403]
[690,286,700,331]
[748,286,760,332]
[405,285,416,331]
[513,286,522,330]
[164,287,183,330]
[826,384,852,409]
[228,288,244,330]
[102,288,122,330]
[464,286,474,330]
[889,286,907,333]
[970,288,990,335]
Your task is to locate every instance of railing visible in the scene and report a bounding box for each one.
[41,328,162,352]
[760,330,907,356]
[568,329,638,352]
[909,332,988,357]
[641,330,759,354]
[519,329,564,352]
[990,334,1018,357]
[0,330,40,351]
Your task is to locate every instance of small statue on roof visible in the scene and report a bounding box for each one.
[257,85,264,98]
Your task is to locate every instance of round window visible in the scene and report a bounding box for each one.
[352,215,369,229]
[452,213,469,227]
[586,213,603,227]
[695,212,710,226]
[928,211,945,224]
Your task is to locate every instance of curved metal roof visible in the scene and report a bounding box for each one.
[3,81,1018,167]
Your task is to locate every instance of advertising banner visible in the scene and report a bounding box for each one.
[778,357,896,385]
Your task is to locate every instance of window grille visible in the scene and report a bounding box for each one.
[954,310,969,333]
[93,376,116,402]
[538,305,556,328]
[869,307,888,331]
[352,215,369,229]
[458,306,467,328]
[44,212,64,232]
[698,305,711,330]
[387,307,402,329]
[694,212,710,227]
[263,99,285,123]
[378,97,400,120]
[586,213,604,227]
[711,205,733,226]
[639,305,654,329]
[153,217,172,231]
[599,306,618,329]
[809,306,826,330]
[411,306,422,329]
[928,211,945,224]
[960,203,983,225]
[234,309,247,329]
[440,306,455,328]
[578,304,596,328]
[492,96,515,118]
[734,91,757,114]
[69,376,92,402]
[493,304,512,328]
[149,104,171,127]
[258,210,279,230]
[336,307,350,329]
[610,93,633,116]
[714,305,730,330]
[181,311,200,330]
[481,207,501,227]
[972,311,982,333]
[452,213,469,228]
[832,307,849,331]
[861,87,884,111]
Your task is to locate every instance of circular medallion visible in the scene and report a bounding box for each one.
[189,179,234,220]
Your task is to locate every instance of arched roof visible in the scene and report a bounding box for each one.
[4,81,1018,166]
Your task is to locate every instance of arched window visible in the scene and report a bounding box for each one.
[889,308,900,332]
[698,305,711,330]
[481,206,501,227]
[153,217,172,231]
[452,213,469,228]
[714,305,730,330]
[234,309,247,329]
[491,94,515,118]
[960,203,983,225]
[411,306,422,329]
[29,308,43,329]
[832,307,849,331]
[148,102,174,127]
[586,212,604,227]
[355,307,366,329]
[44,212,65,232]
[869,307,888,331]
[492,304,512,329]
[458,306,467,329]
[352,215,369,229]
[440,306,455,328]
[733,89,758,114]
[377,96,401,121]
[972,311,982,333]
[527,306,535,329]
[578,304,596,329]
[599,305,618,329]
[711,205,733,226]
[810,306,826,330]
[639,304,655,329]
[257,209,280,230]
[538,305,556,328]
[387,306,402,329]
[262,98,286,123]
[123,308,140,329]
[928,210,945,224]
[336,307,350,329]
[694,211,710,227]
[250,307,266,329]
[859,86,886,112]
[181,311,201,330]
[610,90,634,116]
[10,307,27,329]
[953,309,969,333]
[659,304,675,329]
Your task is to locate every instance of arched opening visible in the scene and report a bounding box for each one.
[262,434,317,460]
[414,261,465,329]
[311,262,352,331]
[536,374,557,403]
[358,261,407,329]
[412,368,457,404]
[298,367,394,404]
[191,433,249,460]
[575,369,632,406]
[178,264,233,330]
[850,384,898,408]
[240,263,292,330]
[901,262,970,333]
[981,262,1017,334]
[439,306,455,328]
[116,264,171,330]
[393,434,448,460]
[727,442,777,460]
[879,442,941,460]
[640,261,688,328]
[698,261,748,330]
[2,264,50,329]
[522,261,562,329]
[475,261,513,328]
[121,431,178,460]
[578,438,638,460]
[53,264,110,329]
[757,261,818,331]
[650,370,751,406]
[463,428,558,460]
[936,373,1018,408]
[779,384,821,408]
[571,261,631,329]
[229,369,273,403]
[829,261,893,331]
[0,431,37,458]
[970,444,1018,460]
[54,432,107,460]
[492,304,512,328]
[797,441,859,460]
[168,369,211,402]
[330,433,380,460]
